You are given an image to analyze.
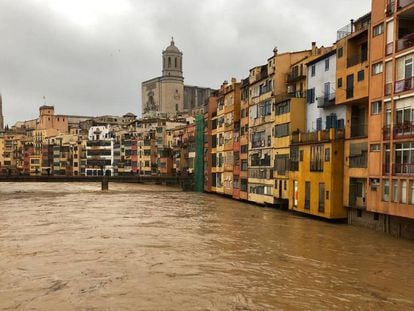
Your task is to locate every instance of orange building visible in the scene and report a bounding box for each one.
[336,13,371,219]
[365,0,414,237]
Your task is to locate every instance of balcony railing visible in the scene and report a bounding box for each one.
[385,83,393,96]
[291,128,345,144]
[395,77,414,94]
[398,0,414,9]
[248,168,273,179]
[387,1,395,15]
[383,125,391,139]
[350,123,368,138]
[317,93,336,108]
[290,161,299,172]
[396,34,414,53]
[386,42,394,55]
[393,163,414,175]
[349,153,368,168]
[394,123,414,138]
[347,53,368,68]
[383,164,391,175]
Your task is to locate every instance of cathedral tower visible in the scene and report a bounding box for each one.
[162,38,183,79]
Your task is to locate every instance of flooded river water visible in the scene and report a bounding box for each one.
[0,182,414,310]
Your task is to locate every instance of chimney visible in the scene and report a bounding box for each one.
[350,19,355,33]
[231,78,237,84]
[311,42,317,56]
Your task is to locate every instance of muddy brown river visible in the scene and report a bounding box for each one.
[0,182,413,310]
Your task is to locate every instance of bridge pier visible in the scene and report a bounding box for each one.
[102,176,109,191]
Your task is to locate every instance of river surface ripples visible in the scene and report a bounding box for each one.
[0,182,414,310]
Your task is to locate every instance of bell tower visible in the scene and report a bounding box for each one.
[162,37,183,79]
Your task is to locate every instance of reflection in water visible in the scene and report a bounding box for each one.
[0,182,413,310]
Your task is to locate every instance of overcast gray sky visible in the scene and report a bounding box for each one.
[0,0,371,125]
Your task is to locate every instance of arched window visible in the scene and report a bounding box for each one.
[168,57,171,68]
[175,57,177,68]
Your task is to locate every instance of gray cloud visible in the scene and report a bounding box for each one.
[0,0,370,125]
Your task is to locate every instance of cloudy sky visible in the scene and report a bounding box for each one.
[0,0,371,125]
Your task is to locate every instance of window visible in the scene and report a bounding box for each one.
[319,183,325,213]
[401,180,407,204]
[358,70,365,81]
[241,145,248,154]
[306,88,315,104]
[316,118,322,131]
[338,78,343,88]
[325,59,330,71]
[275,123,290,137]
[393,180,398,202]
[338,47,343,58]
[370,144,381,152]
[373,23,384,36]
[371,101,382,115]
[383,179,390,201]
[274,155,289,175]
[305,182,311,209]
[411,181,414,204]
[300,150,304,161]
[325,148,331,161]
[275,100,290,115]
[241,160,248,171]
[311,64,316,77]
[310,145,324,172]
[372,62,383,75]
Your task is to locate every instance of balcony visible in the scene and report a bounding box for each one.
[385,83,393,96]
[286,72,306,84]
[317,93,336,108]
[386,42,394,55]
[398,0,414,9]
[383,164,391,175]
[290,161,299,172]
[349,152,368,168]
[347,53,368,68]
[248,168,273,179]
[393,163,414,175]
[350,123,368,138]
[396,34,414,52]
[395,77,414,93]
[387,1,396,15]
[383,125,391,139]
[291,128,345,145]
[394,123,414,138]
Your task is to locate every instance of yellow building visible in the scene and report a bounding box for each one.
[289,129,346,219]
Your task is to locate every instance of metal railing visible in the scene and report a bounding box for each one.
[393,163,414,175]
[385,83,393,96]
[398,0,414,9]
[349,153,368,168]
[395,77,414,93]
[350,123,368,138]
[317,93,336,108]
[386,42,394,55]
[387,1,395,15]
[347,53,368,68]
[394,123,414,138]
[396,35,414,53]
[383,126,391,139]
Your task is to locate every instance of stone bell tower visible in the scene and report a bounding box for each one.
[162,37,184,79]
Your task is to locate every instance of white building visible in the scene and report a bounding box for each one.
[306,50,346,131]
[85,126,115,176]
